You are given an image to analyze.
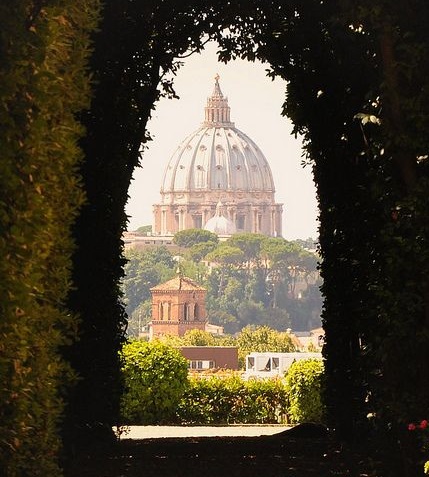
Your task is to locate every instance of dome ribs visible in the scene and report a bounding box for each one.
[153,76,283,237]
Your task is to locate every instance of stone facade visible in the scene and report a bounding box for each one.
[153,190,283,237]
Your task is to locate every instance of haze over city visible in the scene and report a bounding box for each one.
[126,42,319,240]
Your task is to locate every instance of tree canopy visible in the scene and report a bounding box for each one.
[135,225,152,235]
[173,228,219,248]
[122,235,320,336]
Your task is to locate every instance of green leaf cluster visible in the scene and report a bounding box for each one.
[176,374,288,425]
[204,235,321,333]
[173,228,219,248]
[236,325,297,368]
[284,359,325,424]
[0,1,99,475]
[119,342,324,426]
[120,340,189,424]
[123,247,176,316]
[180,329,217,346]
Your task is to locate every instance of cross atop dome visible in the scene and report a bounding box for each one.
[212,73,223,98]
[203,75,235,127]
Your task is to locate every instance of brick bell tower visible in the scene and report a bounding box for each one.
[149,274,207,339]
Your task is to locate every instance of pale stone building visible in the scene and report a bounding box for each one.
[153,75,283,237]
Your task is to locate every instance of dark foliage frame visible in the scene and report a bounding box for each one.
[2,1,429,475]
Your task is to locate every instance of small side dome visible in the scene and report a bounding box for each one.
[204,201,236,235]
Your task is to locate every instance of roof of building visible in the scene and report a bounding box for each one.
[160,75,275,194]
[150,275,206,292]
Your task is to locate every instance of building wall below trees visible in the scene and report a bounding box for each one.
[179,346,239,370]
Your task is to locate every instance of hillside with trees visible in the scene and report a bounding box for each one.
[123,233,321,335]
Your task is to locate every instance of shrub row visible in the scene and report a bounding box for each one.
[0,3,98,476]
[177,359,325,425]
[176,374,288,424]
[120,341,325,425]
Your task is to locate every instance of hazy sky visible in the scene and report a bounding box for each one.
[126,42,319,240]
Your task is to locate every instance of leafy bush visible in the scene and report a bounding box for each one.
[285,359,325,424]
[123,247,176,316]
[240,378,288,423]
[176,374,287,424]
[0,1,98,475]
[180,329,216,346]
[176,375,239,424]
[120,341,189,424]
[173,229,219,248]
[236,325,297,368]
[119,347,324,426]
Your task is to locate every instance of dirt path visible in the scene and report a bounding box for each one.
[120,425,290,439]
[66,432,364,477]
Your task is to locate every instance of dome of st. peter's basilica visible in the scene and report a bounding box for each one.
[153,75,283,237]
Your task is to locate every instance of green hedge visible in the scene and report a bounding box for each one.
[120,341,189,424]
[119,340,326,426]
[176,374,288,425]
[284,359,325,424]
[0,2,99,476]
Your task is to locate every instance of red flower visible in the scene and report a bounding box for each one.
[419,420,428,430]
[408,423,417,431]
